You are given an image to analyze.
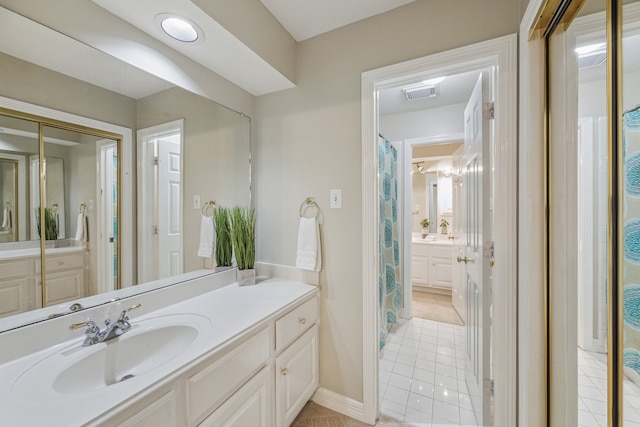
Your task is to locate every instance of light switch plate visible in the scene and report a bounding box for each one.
[193,195,201,209]
[330,189,342,209]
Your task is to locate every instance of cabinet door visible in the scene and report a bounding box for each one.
[0,276,33,317]
[199,367,272,427]
[430,255,453,288]
[119,391,176,427]
[411,256,429,284]
[275,324,319,427]
[45,269,85,306]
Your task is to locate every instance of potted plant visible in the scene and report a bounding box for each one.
[440,218,450,235]
[214,207,233,269]
[420,218,430,238]
[35,207,58,240]
[230,206,256,285]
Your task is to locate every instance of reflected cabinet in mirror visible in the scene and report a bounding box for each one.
[0,15,251,330]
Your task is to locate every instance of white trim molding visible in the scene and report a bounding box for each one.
[312,387,365,422]
[518,1,546,426]
[362,34,518,426]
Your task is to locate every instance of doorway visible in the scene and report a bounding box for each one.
[137,119,184,283]
[361,35,517,425]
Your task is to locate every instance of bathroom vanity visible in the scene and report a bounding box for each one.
[0,271,319,427]
[411,238,453,292]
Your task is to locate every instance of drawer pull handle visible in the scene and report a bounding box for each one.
[299,318,306,325]
[58,261,64,266]
[281,368,288,376]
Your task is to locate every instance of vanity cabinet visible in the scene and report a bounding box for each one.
[0,248,86,317]
[411,242,453,291]
[106,291,319,427]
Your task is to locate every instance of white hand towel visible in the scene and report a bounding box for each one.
[74,213,86,241]
[296,216,322,271]
[2,207,10,228]
[197,215,215,258]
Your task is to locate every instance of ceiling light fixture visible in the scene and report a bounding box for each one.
[156,13,202,43]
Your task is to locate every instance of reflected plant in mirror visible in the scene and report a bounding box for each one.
[214,207,232,268]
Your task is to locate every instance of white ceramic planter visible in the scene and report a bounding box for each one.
[237,268,256,286]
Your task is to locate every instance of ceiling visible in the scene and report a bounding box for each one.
[379,70,481,116]
[259,0,415,42]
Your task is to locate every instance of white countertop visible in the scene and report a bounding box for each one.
[0,278,318,427]
[0,245,84,260]
[412,237,453,246]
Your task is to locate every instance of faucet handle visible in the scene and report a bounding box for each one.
[69,320,99,334]
[117,303,141,322]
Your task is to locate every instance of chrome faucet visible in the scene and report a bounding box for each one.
[70,303,141,346]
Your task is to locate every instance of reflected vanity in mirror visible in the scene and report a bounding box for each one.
[0,6,251,331]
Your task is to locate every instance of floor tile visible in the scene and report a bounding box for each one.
[388,372,413,391]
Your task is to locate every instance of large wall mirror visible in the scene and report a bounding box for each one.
[0,8,251,331]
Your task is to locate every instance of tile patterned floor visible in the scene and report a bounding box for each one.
[578,348,640,427]
[379,317,478,426]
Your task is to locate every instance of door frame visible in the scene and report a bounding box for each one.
[136,119,184,284]
[361,34,517,425]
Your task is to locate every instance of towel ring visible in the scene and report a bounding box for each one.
[299,197,319,218]
[80,203,87,214]
[202,200,216,217]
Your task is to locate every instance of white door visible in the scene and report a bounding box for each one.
[98,141,117,292]
[460,71,492,426]
[157,138,182,279]
[451,145,466,322]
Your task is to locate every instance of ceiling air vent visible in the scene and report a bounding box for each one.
[403,85,438,101]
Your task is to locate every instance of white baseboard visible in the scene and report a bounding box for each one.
[311,387,368,424]
[255,261,320,286]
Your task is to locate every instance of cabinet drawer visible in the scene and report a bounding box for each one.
[37,252,84,273]
[430,245,452,260]
[275,297,318,353]
[412,244,429,257]
[0,259,33,280]
[187,327,270,425]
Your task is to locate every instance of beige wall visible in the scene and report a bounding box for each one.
[255,0,520,402]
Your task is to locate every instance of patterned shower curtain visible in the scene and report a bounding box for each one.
[623,108,640,381]
[378,136,402,350]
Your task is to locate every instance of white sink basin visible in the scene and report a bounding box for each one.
[10,313,212,401]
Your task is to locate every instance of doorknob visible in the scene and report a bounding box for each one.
[457,256,470,264]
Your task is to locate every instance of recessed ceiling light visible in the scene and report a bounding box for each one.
[155,13,202,43]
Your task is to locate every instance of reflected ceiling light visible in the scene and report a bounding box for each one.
[422,77,446,86]
[575,43,606,56]
[156,13,202,43]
